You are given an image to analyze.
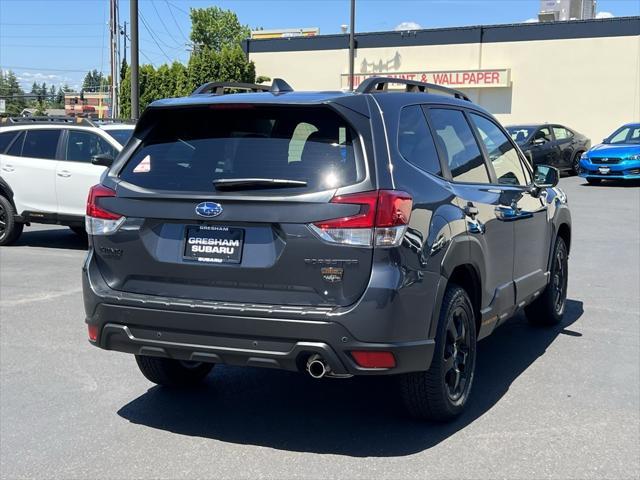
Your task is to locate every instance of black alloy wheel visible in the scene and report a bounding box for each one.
[444,305,473,402]
[0,201,6,240]
[0,195,23,246]
[551,241,568,316]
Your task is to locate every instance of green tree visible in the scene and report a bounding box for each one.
[83,69,104,92]
[0,70,27,115]
[120,58,128,83]
[118,6,256,117]
[190,6,250,51]
[55,86,65,107]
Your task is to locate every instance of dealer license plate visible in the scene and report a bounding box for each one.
[598,167,611,174]
[183,225,244,264]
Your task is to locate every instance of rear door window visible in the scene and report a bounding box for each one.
[5,131,25,156]
[21,130,61,160]
[398,105,441,176]
[120,106,364,192]
[428,108,490,183]
[552,127,572,140]
[66,130,117,162]
[0,131,19,153]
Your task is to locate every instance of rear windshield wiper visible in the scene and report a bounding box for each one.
[213,178,308,190]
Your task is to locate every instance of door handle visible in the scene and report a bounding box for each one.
[495,205,527,221]
[57,170,71,178]
[1,165,15,172]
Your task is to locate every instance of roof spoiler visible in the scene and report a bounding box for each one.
[190,78,294,96]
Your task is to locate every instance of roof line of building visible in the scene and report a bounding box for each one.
[243,16,640,54]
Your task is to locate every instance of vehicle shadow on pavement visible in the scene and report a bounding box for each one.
[10,227,87,250]
[117,299,584,457]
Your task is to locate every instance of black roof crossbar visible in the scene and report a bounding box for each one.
[190,78,294,96]
[191,82,271,96]
[355,76,471,101]
[1,116,96,126]
[0,116,135,127]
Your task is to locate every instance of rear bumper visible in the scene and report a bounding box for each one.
[83,251,436,376]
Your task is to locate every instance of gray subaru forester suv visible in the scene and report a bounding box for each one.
[83,77,571,421]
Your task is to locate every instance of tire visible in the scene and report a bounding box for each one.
[571,152,583,176]
[135,355,214,387]
[586,178,601,185]
[525,236,568,326]
[69,226,87,237]
[0,195,23,246]
[399,284,477,422]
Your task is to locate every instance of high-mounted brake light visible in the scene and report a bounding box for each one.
[85,185,125,235]
[309,190,412,247]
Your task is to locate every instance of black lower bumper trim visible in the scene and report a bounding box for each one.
[90,303,435,376]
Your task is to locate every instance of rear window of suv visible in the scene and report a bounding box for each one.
[119,106,364,192]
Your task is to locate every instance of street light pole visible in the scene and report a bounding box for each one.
[348,0,356,91]
[130,0,139,119]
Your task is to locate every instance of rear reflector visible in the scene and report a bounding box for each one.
[310,190,412,248]
[351,351,396,369]
[88,324,99,342]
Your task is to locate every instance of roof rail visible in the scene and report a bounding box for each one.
[355,76,471,102]
[191,82,271,96]
[0,116,96,126]
[90,118,137,125]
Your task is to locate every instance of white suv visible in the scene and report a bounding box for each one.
[0,117,134,245]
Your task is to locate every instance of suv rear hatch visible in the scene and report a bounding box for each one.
[89,102,383,308]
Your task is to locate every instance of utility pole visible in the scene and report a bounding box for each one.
[348,0,356,91]
[122,21,127,68]
[130,0,139,119]
[109,0,119,118]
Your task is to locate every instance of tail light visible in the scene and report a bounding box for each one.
[85,184,125,235]
[309,190,412,247]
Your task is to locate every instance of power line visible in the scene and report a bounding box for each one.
[150,0,183,47]
[139,11,173,62]
[165,1,189,16]
[0,34,105,38]
[0,22,106,26]
[1,44,106,49]
[164,0,189,41]
[139,10,182,50]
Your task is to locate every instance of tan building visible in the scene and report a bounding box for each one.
[244,16,640,143]
[64,92,111,118]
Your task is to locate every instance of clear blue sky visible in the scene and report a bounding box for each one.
[1,0,638,91]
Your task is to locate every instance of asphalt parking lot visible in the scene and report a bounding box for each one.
[0,176,638,480]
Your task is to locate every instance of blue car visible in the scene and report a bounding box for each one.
[579,123,640,184]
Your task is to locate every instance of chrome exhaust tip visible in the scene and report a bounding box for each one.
[306,354,329,379]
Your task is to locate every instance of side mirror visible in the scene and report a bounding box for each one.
[532,164,559,189]
[91,153,114,167]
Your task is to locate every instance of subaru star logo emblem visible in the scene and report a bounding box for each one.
[195,202,223,218]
